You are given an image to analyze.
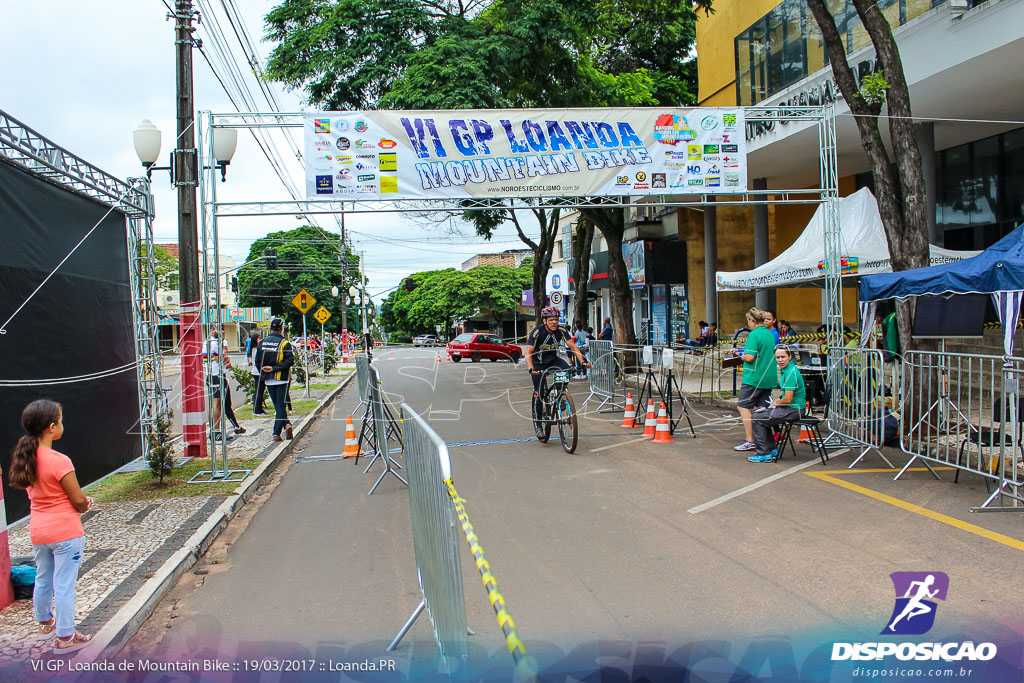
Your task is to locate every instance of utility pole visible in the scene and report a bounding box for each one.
[340,211,347,334]
[174,0,206,458]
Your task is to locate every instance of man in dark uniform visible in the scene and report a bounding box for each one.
[256,317,295,442]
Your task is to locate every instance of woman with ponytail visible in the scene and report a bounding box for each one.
[8,399,93,654]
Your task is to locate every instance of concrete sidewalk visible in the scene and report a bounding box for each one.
[0,369,354,668]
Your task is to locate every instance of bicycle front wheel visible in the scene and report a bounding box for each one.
[555,390,578,453]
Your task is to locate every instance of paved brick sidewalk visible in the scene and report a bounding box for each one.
[0,371,352,667]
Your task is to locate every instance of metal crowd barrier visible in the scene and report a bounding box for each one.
[355,353,370,413]
[387,406,469,671]
[899,350,1023,512]
[582,339,617,410]
[821,347,893,468]
[365,362,408,495]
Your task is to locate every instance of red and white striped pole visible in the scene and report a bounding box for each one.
[0,485,14,609]
[179,301,207,457]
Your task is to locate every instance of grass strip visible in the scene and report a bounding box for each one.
[89,458,263,502]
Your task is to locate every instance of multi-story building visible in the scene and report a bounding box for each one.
[686,0,1024,334]
[460,248,533,271]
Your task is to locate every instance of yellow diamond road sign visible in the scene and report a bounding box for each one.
[313,306,331,324]
[292,288,316,314]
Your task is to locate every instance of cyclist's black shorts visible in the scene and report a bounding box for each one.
[531,357,571,395]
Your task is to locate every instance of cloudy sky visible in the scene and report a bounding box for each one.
[2,0,533,301]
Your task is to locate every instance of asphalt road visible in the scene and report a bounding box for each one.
[123,347,1024,680]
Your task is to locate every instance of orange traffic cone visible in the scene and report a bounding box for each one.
[620,393,636,428]
[342,416,362,458]
[652,403,674,443]
[436,351,442,363]
[446,350,452,362]
[642,399,657,438]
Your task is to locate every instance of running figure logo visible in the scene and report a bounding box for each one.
[882,572,949,635]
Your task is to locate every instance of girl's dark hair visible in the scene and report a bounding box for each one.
[8,399,61,489]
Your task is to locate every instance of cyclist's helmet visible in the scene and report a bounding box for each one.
[540,306,560,319]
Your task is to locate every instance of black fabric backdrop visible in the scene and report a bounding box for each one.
[0,158,140,522]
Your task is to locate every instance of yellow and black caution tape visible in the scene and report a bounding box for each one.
[445,479,535,682]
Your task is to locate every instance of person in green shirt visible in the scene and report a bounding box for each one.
[882,311,902,358]
[748,345,807,462]
[730,307,779,451]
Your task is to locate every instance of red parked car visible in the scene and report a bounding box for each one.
[447,333,521,363]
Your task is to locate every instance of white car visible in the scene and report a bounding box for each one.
[412,334,440,347]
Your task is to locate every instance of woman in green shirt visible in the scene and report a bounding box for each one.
[748,345,807,463]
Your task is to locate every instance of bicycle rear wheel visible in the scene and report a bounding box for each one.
[532,395,550,443]
[555,390,578,453]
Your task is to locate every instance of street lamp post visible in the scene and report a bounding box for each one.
[133,116,236,460]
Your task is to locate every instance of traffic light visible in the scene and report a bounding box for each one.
[264,248,278,270]
[230,276,238,293]
[402,278,417,292]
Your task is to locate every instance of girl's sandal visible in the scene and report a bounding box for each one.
[53,631,92,655]
[38,617,56,636]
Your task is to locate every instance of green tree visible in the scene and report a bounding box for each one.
[237,225,361,332]
[264,0,714,342]
[805,0,928,350]
[153,245,179,289]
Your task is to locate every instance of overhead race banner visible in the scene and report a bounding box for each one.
[304,108,746,200]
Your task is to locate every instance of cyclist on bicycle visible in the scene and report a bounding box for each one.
[526,306,589,418]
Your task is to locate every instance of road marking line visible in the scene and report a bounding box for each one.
[688,459,821,514]
[590,436,651,453]
[805,468,1024,552]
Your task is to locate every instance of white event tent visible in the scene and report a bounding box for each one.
[715,187,978,292]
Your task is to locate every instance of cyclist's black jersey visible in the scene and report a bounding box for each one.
[526,324,571,365]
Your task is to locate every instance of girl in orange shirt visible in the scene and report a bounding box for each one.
[8,399,93,654]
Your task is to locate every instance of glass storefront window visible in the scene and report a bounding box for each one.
[735,0,944,106]
[938,127,1024,251]
[670,285,689,343]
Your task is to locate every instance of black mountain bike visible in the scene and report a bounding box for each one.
[532,367,579,453]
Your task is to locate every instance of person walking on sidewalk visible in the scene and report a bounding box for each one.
[247,331,267,415]
[257,317,295,442]
[8,399,93,654]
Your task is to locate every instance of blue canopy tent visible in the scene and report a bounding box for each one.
[858,224,1024,356]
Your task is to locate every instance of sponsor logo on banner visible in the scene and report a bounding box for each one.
[723,113,737,129]
[703,144,719,154]
[315,175,333,194]
[335,156,353,164]
[355,121,368,132]
[357,183,377,193]
[653,114,696,145]
[700,115,719,131]
[355,162,375,171]
[652,173,666,189]
[615,175,629,185]
[723,144,739,153]
[635,172,647,182]
[665,150,688,160]
[724,172,740,186]
[705,176,720,187]
[687,165,701,174]
[380,176,398,193]
[356,153,376,159]
[379,152,397,171]
[831,572,997,665]
[336,169,352,181]
[333,119,349,131]
[687,144,702,160]
[314,140,331,150]
[314,119,330,134]
[721,134,732,143]
[355,139,376,149]
[688,178,704,186]
[703,155,720,162]
[707,164,720,174]
[634,183,650,190]
[665,161,687,168]
[357,174,376,182]
[817,256,860,275]
[379,138,398,149]
[336,137,351,151]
